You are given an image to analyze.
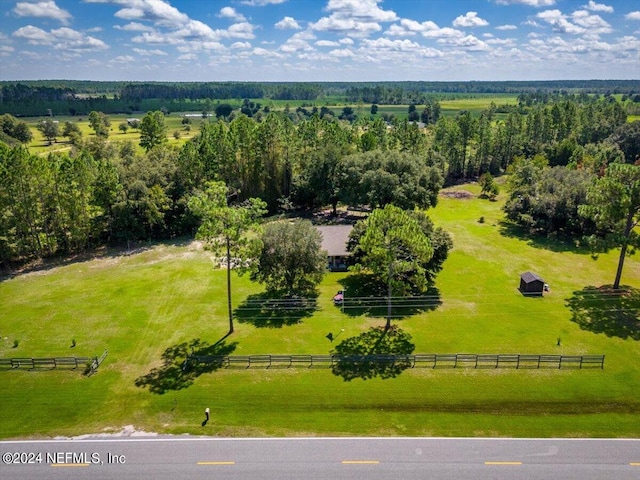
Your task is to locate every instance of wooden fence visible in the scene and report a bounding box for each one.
[0,350,108,374]
[186,353,604,370]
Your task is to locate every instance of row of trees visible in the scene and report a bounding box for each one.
[504,157,639,289]
[4,79,639,116]
[1,95,637,265]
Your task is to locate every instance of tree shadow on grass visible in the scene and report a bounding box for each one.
[337,273,441,319]
[498,220,592,254]
[331,325,415,381]
[565,285,640,341]
[234,290,319,328]
[135,337,237,394]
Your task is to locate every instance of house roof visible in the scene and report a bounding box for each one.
[316,225,353,257]
[520,271,544,284]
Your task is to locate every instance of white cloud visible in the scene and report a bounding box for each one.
[385,23,415,36]
[494,0,555,6]
[240,0,286,5]
[227,22,256,39]
[51,27,83,41]
[312,16,382,37]
[324,0,398,21]
[316,40,340,47]
[111,55,135,63]
[249,47,284,59]
[329,48,355,58]
[536,9,585,34]
[571,10,612,34]
[13,1,71,24]
[311,0,398,37]
[386,18,465,39]
[218,7,246,22]
[91,0,261,49]
[113,0,188,26]
[13,25,52,45]
[423,27,464,39]
[583,1,613,13]
[177,42,226,53]
[486,37,517,47]
[438,34,490,51]
[1,45,16,56]
[280,31,316,53]
[177,53,197,61]
[231,41,252,49]
[361,37,420,51]
[114,22,155,32]
[133,47,167,55]
[13,25,108,51]
[625,11,640,21]
[275,16,302,30]
[453,12,489,28]
[496,24,518,30]
[359,37,442,58]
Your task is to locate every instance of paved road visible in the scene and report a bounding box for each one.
[1,437,638,480]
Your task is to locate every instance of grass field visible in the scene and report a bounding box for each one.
[1,184,639,440]
[25,113,201,155]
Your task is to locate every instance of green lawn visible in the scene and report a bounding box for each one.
[0,186,639,439]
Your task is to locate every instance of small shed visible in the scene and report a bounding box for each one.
[520,271,545,296]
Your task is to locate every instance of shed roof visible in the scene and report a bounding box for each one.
[520,271,544,284]
[316,225,353,257]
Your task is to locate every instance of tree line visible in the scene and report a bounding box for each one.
[0,95,637,268]
[2,79,638,116]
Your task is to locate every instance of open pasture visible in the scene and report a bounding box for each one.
[0,185,638,439]
[23,113,202,155]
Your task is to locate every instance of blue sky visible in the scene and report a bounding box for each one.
[1,0,639,81]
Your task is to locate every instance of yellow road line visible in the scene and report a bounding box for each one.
[342,460,380,464]
[51,463,90,467]
[197,461,235,465]
[485,461,522,465]
[630,463,640,466]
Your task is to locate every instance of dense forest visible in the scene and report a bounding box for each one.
[1,82,638,269]
[1,80,639,116]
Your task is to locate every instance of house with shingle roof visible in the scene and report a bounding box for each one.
[316,225,353,271]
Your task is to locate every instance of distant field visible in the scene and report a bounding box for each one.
[21,96,521,154]
[18,94,636,155]
[25,113,202,154]
[1,185,638,439]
